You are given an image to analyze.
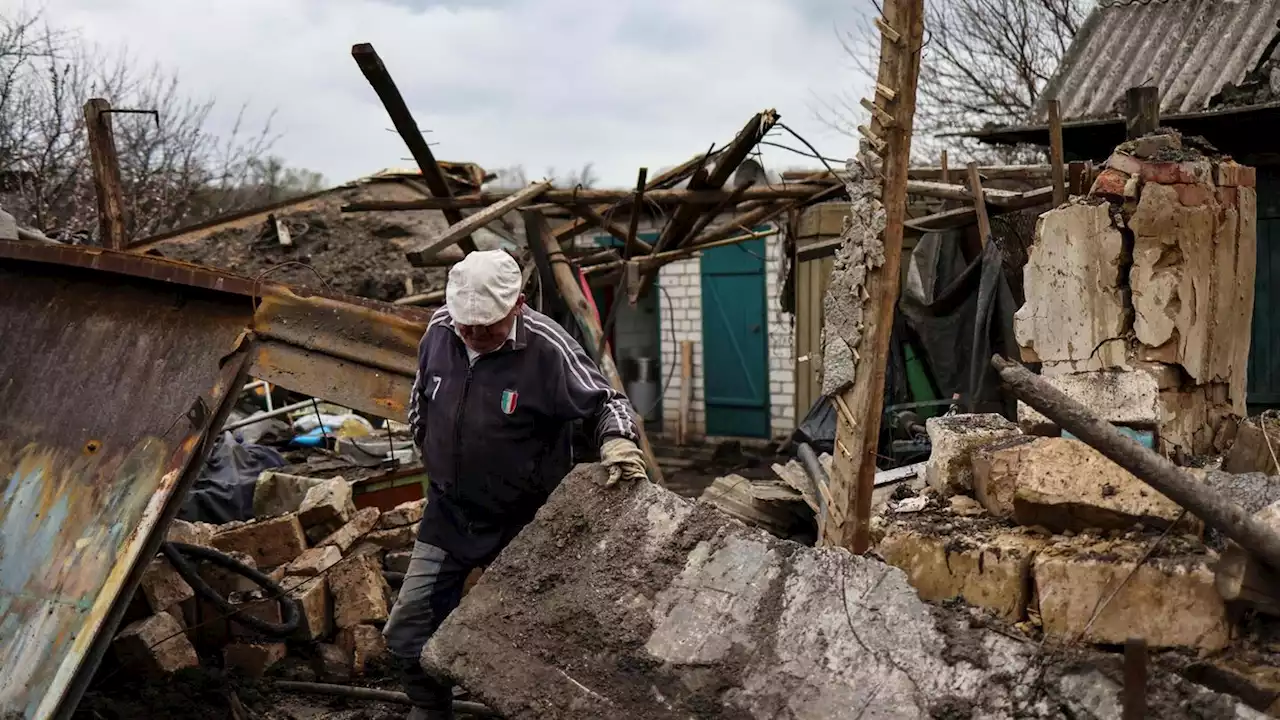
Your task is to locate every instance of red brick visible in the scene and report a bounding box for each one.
[288,576,332,641]
[1089,168,1129,200]
[138,557,194,613]
[317,506,380,554]
[339,624,389,676]
[330,553,390,628]
[1216,161,1256,188]
[1140,160,1212,186]
[113,612,199,678]
[1216,186,1239,207]
[212,514,308,568]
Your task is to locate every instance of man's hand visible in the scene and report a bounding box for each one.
[600,438,648,486]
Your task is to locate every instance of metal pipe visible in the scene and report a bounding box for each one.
[222,398,316,432]
[272,681,497,716]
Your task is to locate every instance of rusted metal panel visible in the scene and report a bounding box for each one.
[0,254,254,719]
[250,341,415,423]
[1033,0,1280,123]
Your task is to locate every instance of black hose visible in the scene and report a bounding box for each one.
[161,541,301,637]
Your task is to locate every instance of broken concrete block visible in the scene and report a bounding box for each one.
[423,464,1257,719]
[971,435,1039,518]
[1014,202,1130,370]
[211,513,308,569]
[298,477,355,541]
[165,519,214,547]
[1034,535,1229,651]
[253,471,326,518]
[330,552,390,628]
[366,523,418,550]
[313,643,353,683]
[223,642,288,679]
[348,541,386,565]
[879,521,1048,622]
[1224,417,1280,476]
[1015,369,1161,435]
[113,612,199,678]
[377,498,425,529]
[385,550,412,574]
[138,557,195,613]
[285,545,342,577]
[339,624,389,676]
[1183,655,1280,715]
[699,474,811,537]
[1009,438,1194,534]
[288,575,332,641]
[318,506,380,554]
[923,413,1021,496]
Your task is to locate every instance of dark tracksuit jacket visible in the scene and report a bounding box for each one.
[407,305,639,564]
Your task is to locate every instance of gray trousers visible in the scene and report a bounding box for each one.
[382,542,474,711]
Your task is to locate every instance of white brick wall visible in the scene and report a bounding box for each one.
[657,231,796,442]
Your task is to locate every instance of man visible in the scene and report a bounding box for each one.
[384,249,649,719]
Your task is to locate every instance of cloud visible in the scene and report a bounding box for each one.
[7,0,870,187]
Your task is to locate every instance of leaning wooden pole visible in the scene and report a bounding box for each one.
[819,0,926,553]
[84,98,128,250]
[527,213,666,486]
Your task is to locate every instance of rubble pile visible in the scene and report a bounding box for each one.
[1014,130,1257,456]
[110,474,428,685]
[873,413,1280,714]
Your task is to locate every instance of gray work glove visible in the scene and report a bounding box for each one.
[600,438,648,486]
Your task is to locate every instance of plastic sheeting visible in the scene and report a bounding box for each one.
[178,431,286,524]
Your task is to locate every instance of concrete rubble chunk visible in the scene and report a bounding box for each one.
[166,519,214,547]
[286,545,343,577]
[1014,202,1130,371]
[330,553,390,628]
[971,435,1039,518]
[1223,417,1280,476]
[923,413,1021,496]
[313,643,353,683]
[223,642,288,679]
[138,557,195,613]
[254,471,326,518]
[288,575,333,641]
[318,506,381,554]
[1034,535,1229,651]
[113,612,199,678]
[339,624,390,676]
[1007,438,1196,534]
[366,523,419,550]
[423,464,1256,719]
[377,498,426,529]
[1015,369,1161,434]
[879,520,1047,622]
[298,476,356,541]
[212,513,308,569]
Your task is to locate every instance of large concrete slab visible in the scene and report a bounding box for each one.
[423,465,1263,719]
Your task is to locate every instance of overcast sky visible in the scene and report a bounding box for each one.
[11,0,869,188]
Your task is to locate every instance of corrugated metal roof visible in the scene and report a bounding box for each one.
[1033,0,1280,123]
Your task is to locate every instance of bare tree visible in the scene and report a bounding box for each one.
[818,0,1089,163]
[0,10,320,243]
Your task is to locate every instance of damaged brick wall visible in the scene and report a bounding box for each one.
[1013,131,1257,455]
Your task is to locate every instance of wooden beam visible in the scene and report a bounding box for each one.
[351,42,476,254]
[1125,86,1160,139]
[624,167,648,256]
[967,162,992,248]
[697,183,845,246]
[404,181,551,265]
[561,201,650,254]
[903,186,1054,233]
[821,0,925,554]
[581,227,777,275]
[527,212,665,486]
[343,183,830,213]
[1048,99,1067,206]
[83,98,128,250]
[551,153,707,245]
[523,210,563,317]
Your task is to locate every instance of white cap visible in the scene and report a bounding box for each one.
[446,250,522,326]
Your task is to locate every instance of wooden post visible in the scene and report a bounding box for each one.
[820,0,926,553]
[1125,86,1160,139]
[351,43,476,255]
[404,181,552,265]
[526,212,665,485]
[1067,161,1086,196]
[1048,99,1066,206]
[1123,638,1147,720]
[678,340,693,446]
[967,162,992,249]
[83,98,127,250]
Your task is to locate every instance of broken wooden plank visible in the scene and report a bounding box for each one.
[623,168,647,256]
[1126,86,1160,139]
[351,42,476,254]
[83,98,128,250]
[821,0,925,555]
[967,162,992,248]
[343,183,829,212]
[1049,99,1067,207]
[561,202,649,254]
[904,186,1054,233]
[404,181,551,265]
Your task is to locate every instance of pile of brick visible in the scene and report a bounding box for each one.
[1014,130,1256,456]
[873,413,1280,711]
[111,475,426,683]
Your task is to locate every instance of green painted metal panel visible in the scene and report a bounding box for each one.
[1249,168,1280,407]
[701,239,769,437]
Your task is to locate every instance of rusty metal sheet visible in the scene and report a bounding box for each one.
[0,254,254,719]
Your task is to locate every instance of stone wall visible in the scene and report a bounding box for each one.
[1013,131,1256,455]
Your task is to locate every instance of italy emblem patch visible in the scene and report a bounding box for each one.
[500,389,519,415]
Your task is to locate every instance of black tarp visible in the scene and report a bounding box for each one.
[179,431,286,524]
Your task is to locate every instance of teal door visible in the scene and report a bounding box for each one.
[1249,169,1280,408]
[701,239,769,437]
